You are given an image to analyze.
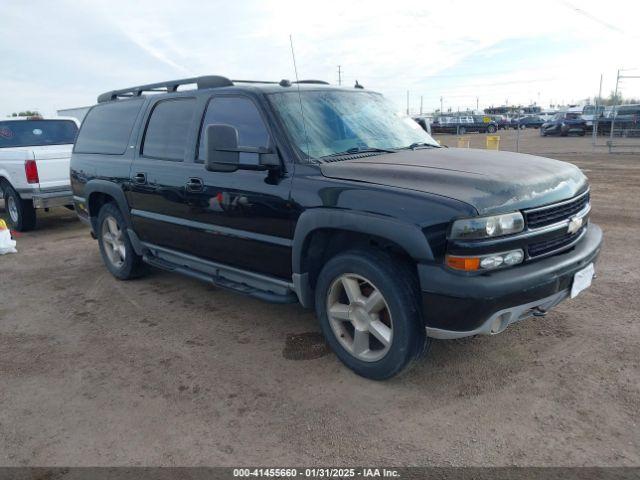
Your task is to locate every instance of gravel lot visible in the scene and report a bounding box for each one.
[1,129,638,466]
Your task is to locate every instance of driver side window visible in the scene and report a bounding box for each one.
[197,96,270,164]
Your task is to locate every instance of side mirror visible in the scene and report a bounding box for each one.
[205,124,240,172]
[205,124,281,173]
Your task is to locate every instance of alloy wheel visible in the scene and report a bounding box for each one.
[7,195,18,223]
[101,215,126,268]
[326,273,393,362]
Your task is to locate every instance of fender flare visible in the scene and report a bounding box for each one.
[84,180,132,228]
[291,208,434,275]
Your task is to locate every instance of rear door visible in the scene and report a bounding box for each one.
[127,96,201,251]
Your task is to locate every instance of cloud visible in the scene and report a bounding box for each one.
[0,0,639,116]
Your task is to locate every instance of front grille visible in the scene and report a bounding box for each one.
[527,229,583,258]
[525,191,590,229]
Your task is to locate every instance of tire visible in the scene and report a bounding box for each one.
[315,249,429,380]
[2,182,36,231]
[487,124,497,134]
[97,202,145,280]
[458,127,466,135]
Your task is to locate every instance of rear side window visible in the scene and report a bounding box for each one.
[0,120,77,148]
[142,98,196,161]
[197,96,270,163]
[74,99,143,154]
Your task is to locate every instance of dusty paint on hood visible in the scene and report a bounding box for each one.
[320,147,588,215]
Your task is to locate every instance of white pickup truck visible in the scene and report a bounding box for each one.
[0,118,78,231]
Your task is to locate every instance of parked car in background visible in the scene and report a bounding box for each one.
[71,75,602,380]
[580,105,605,130]
[540,111,587,137]
[511,115,545,129]
[0,117,79,230]
[538,111,557,122]
[490,115,510,130]
[431,115,497,134]
[595,104,640,136]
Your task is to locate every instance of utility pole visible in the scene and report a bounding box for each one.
[610,69,620,144]
[337,65,342,86]
[420,96,423,115]
[476,97,479,111]
[406,91,410,115]
[593,73,603,146]
[440,96,443,113]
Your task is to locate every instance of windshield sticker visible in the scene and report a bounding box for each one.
[32,128,43,135]
[0,127,14,139]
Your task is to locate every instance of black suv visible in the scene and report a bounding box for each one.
[71,75,603,380]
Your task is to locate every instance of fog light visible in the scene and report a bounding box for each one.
[503,250,524,265]
[480,255,504,269]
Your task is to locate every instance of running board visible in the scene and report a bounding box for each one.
[142,243,298,305]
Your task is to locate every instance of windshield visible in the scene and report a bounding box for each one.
[268,90,438,160]
[0,120,78,148]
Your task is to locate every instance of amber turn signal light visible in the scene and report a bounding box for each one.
[446,255,480,271]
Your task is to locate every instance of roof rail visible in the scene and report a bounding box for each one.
[231,79,280,85]
[97,75,234,103]
[293,80,330,85]
[97,76,331,103]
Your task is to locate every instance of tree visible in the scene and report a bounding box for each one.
[9,110,41,117]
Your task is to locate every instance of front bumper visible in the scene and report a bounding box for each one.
[418,223,603,338]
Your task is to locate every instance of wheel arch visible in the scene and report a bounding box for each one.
[292,209,433,308]
[84,180,132,232]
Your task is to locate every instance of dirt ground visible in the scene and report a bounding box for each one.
[0,129,638,466]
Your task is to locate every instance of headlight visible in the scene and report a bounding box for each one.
[449,212,524,240]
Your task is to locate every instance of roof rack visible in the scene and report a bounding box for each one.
[97,76,331,103]
[97,75,234,103]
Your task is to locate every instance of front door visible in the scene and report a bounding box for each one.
[183,94,294,280]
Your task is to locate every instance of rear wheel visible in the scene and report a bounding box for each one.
[97,203,145,280]
[315,249,429,380]
[487,124,497,134]
[458,127,466,135]
[2,183,36,231]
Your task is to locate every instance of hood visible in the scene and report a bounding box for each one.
[320,148,587,215]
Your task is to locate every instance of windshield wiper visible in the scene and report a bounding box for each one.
[321,146,397,159]
[399,142,440,150]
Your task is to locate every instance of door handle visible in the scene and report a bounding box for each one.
[186,177,203,192]
[133,172,147,184]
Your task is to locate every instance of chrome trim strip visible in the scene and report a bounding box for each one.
[524,188,590,214]
[525,203,591,234]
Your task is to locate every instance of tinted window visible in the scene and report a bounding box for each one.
[0,120,77,148]
[75,100,143,154]
[142,98,195,161]
[198,96,269,163]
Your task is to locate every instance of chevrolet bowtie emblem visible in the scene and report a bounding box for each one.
[567,215,583,234]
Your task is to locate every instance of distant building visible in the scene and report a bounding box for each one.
[56,106,91,123]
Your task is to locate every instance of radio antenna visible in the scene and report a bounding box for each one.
[289,35,311,161]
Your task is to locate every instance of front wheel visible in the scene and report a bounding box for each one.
[315,249,429,380]
[458,127,466,135]
[2,183,36,231]
[487,124,497,134]
[97,203,145,280]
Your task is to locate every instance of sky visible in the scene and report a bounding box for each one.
[1,0,639,117]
